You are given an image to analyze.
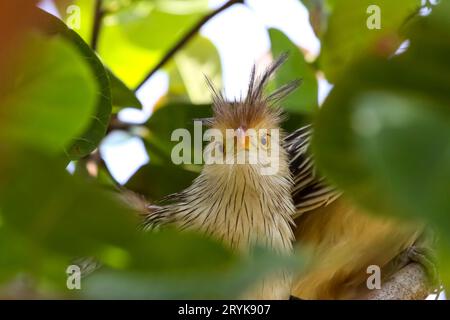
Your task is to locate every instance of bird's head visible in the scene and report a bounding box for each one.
[201,54,300,177]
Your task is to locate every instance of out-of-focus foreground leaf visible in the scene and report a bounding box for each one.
[108,69,143,111]
[313,3,450,284]
[173,36,222,104]
[96,0,208,87]
[0,33,97,155]
[269,28,318,113]
[83,246,303,299]
[317,0,422,83]
[35,9,112,159]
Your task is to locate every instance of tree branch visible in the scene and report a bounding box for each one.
[90,0,104,50]
[134,0,245,91]
[363,263,431,300]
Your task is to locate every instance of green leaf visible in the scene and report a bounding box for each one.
[56,0,95,44]
[269,28,318,113]
[314,4,450,219]
[35,9,112,159]
[174,36,222,104]
[83,246,303,299]
[108,69,142,110]
[98,1,207,88]
[0,33,97,155]
[126,163,200,201]
[313,4,450,278]
[0,151,138,259]
[300,0,334,38]
[319,0,421,83]
[329,91,449,221]
[145,102,212,162]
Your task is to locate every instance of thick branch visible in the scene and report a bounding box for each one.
[134,0,244,91]
[364,263,431,300]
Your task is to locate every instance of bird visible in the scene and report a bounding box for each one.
[143,54,299,299]
[140,54,435,300]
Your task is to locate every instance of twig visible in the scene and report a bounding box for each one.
[91,0,104,50]
[135,0,245,91]
[107,114,136,133]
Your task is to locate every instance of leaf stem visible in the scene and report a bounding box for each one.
[134,0,245,92]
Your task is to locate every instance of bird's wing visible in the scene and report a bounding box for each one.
[284,125,341,219]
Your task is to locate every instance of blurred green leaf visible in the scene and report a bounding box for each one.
[99,1,207,87]
[0,225,35,284]
[56,0,94,44]
[319,0,421,83]
[102,0,209,14]
[300,0,333,38]
[35,9,112,159]
[83,246,303,299]
[117,3,205,50]
[313,2,450,278]
[0,33,97,155]
[0,151,138,259]
[167,61,189,99]
[126,163,199,201]
[145,102,212,163]
[108,69,142,110]
[269,28,318,113]
[174,36,222,104]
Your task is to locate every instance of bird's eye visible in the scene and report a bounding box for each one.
[260,133,271,148]
[261,136,267,145]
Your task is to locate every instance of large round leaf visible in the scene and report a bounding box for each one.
[313,5,450,284]
[35,9,112,159]
[0,33,97,154]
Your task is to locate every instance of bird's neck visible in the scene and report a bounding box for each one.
[174,164,295,253]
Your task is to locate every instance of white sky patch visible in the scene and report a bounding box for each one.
[66,161,76,174]
[427,290,446,300]
[317,73,334,106]
[394,40,411,56]
[100,131,149,184]
[202,0,320,100]
[38,0,60,16]
[201,4,270,100]
[246,0,320,57]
